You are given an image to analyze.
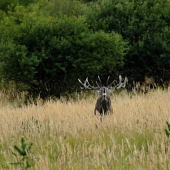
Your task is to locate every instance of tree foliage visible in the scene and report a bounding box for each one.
[1,0,170,99]
[0,4,128,98]
[86,0,170,80]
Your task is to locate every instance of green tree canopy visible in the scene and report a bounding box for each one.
[86,0,170,80]
[0,5,128,98]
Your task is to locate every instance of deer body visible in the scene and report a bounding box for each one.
[78,75,127,116]
[94,90,113,116]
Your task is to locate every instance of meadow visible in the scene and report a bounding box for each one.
[0,89,170,170]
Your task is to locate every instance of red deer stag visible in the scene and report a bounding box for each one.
[78,75,128,116]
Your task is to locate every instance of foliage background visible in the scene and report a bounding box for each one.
[0,0,170,98]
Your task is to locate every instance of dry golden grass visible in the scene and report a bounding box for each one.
[1,89,170,169]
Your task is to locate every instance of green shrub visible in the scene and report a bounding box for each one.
[86,0,170,79]
[0,6,128,99]
[11,137,34,169]
[0,10,6,20]
[0,0,18,12]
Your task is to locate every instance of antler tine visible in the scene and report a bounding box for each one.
[121,77,128,88]
[78,78,86,86]
[108,80,117,88]
[107,75,128,92]
[78,78,100,90]
[98,76,102,86]
[78,78,92,90]
[86,78,100,89]
[116,75,128,89]
[106,76,110,86]
[78,78,85,89]
[122,76,128,86]
[119,75,122,83]
[95,81,100,87]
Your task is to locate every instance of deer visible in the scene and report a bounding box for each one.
[78,75,128,116]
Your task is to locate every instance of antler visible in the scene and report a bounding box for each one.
[106,76,110,86]
[108,75,128,92]
[78,77,100,90]
[116,75,128,89]
[78,75,128,91]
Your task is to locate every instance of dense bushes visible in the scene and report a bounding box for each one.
[86,0,170,80]
[1,0,170,99]
[0,5,128,98]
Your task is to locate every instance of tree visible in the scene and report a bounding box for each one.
[0,6,128,99]
[86,0,170,80]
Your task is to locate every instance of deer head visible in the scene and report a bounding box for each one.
[78,75,128,116]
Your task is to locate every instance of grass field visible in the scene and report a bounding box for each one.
[0,89,170,170]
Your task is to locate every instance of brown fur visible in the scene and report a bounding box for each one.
[78,75,127,117]
[94,87,113,116]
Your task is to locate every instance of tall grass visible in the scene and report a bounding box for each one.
[0,89,170,169]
